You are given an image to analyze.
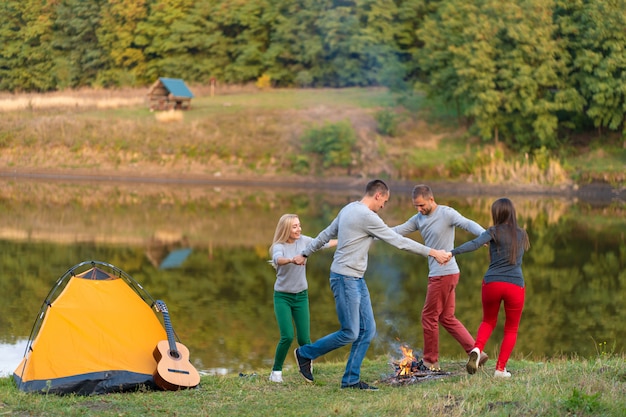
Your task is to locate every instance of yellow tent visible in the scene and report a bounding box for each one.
[13,261,167,395]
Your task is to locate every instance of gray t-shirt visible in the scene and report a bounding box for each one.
[393,205,484,277]
[272,235,315,293]
[302,201,432,278]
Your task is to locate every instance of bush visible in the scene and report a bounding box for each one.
[256,74,271,89]
[375,108,400,137]
[301,120,357,174]
[295,71,313,88]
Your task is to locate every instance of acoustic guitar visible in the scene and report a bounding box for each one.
[153,300,201,390]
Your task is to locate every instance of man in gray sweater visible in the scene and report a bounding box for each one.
[292,179,448,390]
[393,184,488,371]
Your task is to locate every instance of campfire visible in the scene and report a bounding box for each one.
[383,344,451,386]
[395,345,425,377]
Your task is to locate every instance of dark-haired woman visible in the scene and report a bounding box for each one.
[446,198,530,378]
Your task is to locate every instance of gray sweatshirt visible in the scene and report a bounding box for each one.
[272,235,316,293]
[302,201,432,278]
[451,226,526,287]
[393,205,485,277]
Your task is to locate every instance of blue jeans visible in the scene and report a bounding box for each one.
[298,272,376,386]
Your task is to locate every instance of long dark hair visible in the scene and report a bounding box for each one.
[490,198,530,264]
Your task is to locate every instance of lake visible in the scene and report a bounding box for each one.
[1,177,624,378]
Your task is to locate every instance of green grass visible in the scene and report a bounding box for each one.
[3,355,625,416]
[79,87,397,121]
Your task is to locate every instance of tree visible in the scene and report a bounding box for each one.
[417,0,583,151]
[96,0,149,87]
[382,0,425,93]
[0,0,57,92]
[264,0,326,86]
[267,0,407,88]
[209,0,274,83]
[555,0,626,141]
[134,0,196,83]
[53,0,108,89]
[314,0,402,87]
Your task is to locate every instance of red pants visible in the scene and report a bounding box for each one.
[475,281,525,371]
[422,273,475,364]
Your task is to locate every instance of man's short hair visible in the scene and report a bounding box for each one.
[365,179,389,196]
[412,184,433,200]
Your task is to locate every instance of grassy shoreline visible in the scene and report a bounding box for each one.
[2,355,625,416]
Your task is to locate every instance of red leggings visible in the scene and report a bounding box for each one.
[474,281,525,371]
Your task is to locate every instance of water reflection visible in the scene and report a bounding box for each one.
[1,178,624,377]
[0,341,27,377]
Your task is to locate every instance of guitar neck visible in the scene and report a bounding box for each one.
[156,301,180,357]
[162,311,179,356]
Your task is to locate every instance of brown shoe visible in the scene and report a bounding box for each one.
[466,348,480,375]
[479,352,489,367]
[423,361,441,372]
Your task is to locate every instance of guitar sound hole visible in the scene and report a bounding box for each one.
[169,351,181,359]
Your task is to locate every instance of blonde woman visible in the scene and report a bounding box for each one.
[268,214,336,383]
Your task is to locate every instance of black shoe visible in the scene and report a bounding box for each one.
[414,359,429,372]
[341,381,379,391]
[294,348,314,382]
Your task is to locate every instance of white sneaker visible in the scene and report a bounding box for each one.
[494,369,512,378]
[269,370,283,383]
[466,347,480,375]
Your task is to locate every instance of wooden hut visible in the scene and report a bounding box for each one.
[147,78,194,111]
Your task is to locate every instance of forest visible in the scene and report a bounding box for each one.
[1,0,625,152]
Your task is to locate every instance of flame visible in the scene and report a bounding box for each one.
[397,345,415,376]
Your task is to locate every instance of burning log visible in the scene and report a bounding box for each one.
[394,345,427,377]
[383,344,452,386]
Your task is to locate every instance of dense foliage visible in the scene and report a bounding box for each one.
[0,0,624,150]
[416,0,626,150]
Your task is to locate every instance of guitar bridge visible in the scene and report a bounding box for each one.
[167,368,191,375]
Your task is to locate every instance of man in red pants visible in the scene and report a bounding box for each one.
[394,184,488,370]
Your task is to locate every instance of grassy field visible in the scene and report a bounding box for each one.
[2,354,625,416]
[1,86,623,187]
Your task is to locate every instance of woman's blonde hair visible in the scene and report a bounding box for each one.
[269,214,299,262]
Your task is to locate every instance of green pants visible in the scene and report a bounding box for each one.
[272,290,311,371]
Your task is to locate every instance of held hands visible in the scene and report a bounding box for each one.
[292,254,307,265]
[429,249,453,265]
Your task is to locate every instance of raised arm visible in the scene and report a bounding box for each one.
[450,230,492,257]
[293,218,339,265]
[449,209,485,236]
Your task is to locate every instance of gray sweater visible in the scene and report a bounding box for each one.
[272,235,316,293]
[393,205,485,277]
[302,201,432,278]
[451,226,526,287]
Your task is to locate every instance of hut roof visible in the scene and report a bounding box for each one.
[149,78,194,98]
